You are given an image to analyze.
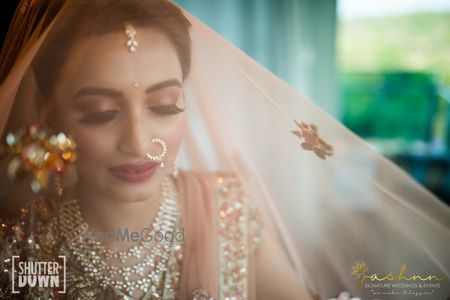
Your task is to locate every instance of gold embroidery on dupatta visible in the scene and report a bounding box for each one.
[291,120,334,159]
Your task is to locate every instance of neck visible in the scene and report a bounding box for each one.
[75,180,162,249]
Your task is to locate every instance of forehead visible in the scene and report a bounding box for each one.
[58,27,182,95]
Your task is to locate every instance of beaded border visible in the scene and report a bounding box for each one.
[216,174,248,300]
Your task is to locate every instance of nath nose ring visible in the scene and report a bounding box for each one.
[145,137,167,167]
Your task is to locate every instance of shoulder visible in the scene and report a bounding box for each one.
[178,170,263,250]
[175,170,243,216]
[176,169,242,194]
[0,196,59,235]
[0,196,60,292]
[0,196,60,256]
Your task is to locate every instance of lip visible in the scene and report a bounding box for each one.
[108,161,158,183]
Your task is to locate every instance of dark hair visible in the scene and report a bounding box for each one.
[32,0,192,100]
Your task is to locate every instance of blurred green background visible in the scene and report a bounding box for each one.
[175,0,450,204]
[338,11,450,204]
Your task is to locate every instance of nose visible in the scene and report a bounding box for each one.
[116,112,151,158]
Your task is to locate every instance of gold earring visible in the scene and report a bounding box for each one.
[1,123,76,195]
[54,173,63,197]
[145,137,167,167]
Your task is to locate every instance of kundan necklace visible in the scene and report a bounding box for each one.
[60,176,180,298]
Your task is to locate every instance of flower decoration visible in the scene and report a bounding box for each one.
[0,123,77,193]
[291,120,334,159]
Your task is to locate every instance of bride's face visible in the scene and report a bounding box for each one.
[52,27,186,202]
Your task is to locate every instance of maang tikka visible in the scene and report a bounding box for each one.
[125,24,138,52]
[145,137,167,167]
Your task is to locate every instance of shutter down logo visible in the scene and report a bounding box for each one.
[11,256,67,294]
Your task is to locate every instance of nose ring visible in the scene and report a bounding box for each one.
[145,137,167,167]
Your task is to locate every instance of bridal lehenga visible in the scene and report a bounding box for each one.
[0,1,449,300]
[1,171,263,299]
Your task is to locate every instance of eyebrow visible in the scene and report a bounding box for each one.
[73,87,123,99]
[145,79,181,94]
[73,79,182,100]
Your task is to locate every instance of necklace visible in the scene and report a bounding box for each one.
[60,176,180,298]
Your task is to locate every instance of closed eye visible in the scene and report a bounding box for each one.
[149,104,185,115]
[80,109,120,124]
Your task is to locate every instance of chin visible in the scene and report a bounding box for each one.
[106,188,153,203]
[107,177,162,202]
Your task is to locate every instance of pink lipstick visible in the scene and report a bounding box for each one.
[109,161,158,183]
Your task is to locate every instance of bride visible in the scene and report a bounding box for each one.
[0,1,314,299]
[0,1,449,300]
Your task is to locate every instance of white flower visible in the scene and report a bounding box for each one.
[328,291,361,300]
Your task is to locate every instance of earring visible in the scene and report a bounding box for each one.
[1,123,76,195]
[145,137,167,167]
[171,161,179,178]
[54,173,63,197]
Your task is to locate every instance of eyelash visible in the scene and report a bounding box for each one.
[80,105,185,125]
[80,110,119,124]
[150,104,185,115]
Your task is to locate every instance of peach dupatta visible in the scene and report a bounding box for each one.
[176,171,220,299]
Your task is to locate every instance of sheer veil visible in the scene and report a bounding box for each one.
[0,1,449,299]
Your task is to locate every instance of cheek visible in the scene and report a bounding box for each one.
[58,110,185,178]
[165,115,186,159]
[77,131,114,160]
[54,106,110,164]
[69,126,116,175]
